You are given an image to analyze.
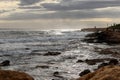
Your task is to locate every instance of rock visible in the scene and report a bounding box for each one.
[85,59,97,65]
[108,59,119,65]
[97,59,119,69]
[63,55,76,59]
[99,48,115,54]
[25,48,30,50]
[35,65,49,69]
[0,70,34,80]
[79,69,91,76]
[100,48,120,58]
[76,60,84,63]
[77,65,120,80]
[0,60,10,66]
[83,30,120,44]
[78,58,113,65]
[53,71,60,77]
[98,62,108,69]
[44,52,61,56]
[85,59,108,65]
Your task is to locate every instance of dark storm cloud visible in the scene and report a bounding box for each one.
[42,0,120,10]
[19,0,43,6]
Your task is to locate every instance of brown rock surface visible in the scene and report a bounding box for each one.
[84,30,120,44]
[0,70,34,80]
[77,65,120,80]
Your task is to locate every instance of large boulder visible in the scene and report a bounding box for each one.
[0,70,34,80]
[77,65,120,80]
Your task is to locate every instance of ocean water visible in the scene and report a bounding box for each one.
[0,30,112,80]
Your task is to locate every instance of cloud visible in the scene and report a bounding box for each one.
[42,0,120,11]
[19,0,43,6]
[1,7,120,20]
[1,0,120,23]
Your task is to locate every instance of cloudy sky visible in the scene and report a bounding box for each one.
[0,0,120,30]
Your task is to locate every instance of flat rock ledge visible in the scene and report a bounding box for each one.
[0,70,34,80]
[77,65,120,80]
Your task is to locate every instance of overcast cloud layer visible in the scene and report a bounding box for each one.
[0,0,120,29]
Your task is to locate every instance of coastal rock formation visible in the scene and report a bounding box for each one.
[84,30,120,44]
[77,65,120,80]
[0,70,34,80]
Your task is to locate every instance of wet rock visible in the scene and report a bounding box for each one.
[97,59,119,69]
[83,31,107,43]
[25,48,30,50]
[108,59,119,65]
[0,70,34,80]
[35,65,49,69]
[77,65,120,80]
[79,69,91,76]
[76,60,84,63]
[63,55,76,59]
[0,60,10,66]
[53,71,65,79]
[44,52,61,56]
[100,48,120,58]
[2,54,11,57]
[53,71,59,77]
[85,58,113,65]
[98,62,108,69]
[99,48,115,54]
[83,30,120,44]
[85,59,104,65]
[85,59,96,65]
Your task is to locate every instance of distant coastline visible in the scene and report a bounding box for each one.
[81,28,106,32]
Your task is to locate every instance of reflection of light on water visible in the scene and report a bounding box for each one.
[59,29,81,32]
[47,29,81,35]
[47,30,63,35]
[53,31,63,35]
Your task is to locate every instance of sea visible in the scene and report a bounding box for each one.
[0,29,114,80]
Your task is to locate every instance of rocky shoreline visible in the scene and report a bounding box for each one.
[0,29,120,80]
[77,27,120,80]
[83,30,120,44]
[77,65,120,80]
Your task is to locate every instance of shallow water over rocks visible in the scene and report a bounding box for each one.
[0,30,116,80]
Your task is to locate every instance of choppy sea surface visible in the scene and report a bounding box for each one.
[0,30,113,80]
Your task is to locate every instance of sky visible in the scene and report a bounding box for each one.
[0,0,120,30]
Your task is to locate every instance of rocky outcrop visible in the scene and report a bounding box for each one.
[83,30,120,44]
[77,65,120,80]
[0,70,34,80]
